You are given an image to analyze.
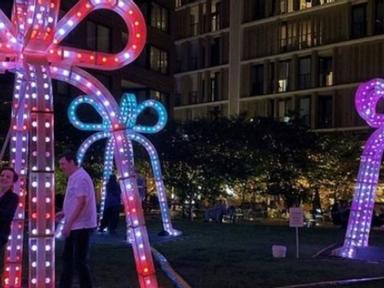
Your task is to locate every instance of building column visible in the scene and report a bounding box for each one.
[367,0,375,36]
[311,92,317,129]
[263,60,270,95]
[291,54,298,91]
[332,47,338,85]
[228,0,242,116]
[311,50,319,88]
[273,58,279,93]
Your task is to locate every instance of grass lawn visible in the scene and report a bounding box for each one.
[49,218,384,287]
[151,219,384,288]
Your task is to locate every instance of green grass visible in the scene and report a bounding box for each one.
[150,220,384,288]
[9,219,384,287]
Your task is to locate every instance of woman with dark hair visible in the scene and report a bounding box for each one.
[0,167,19,275]
[0,167,19,247]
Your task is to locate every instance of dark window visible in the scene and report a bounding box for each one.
[210,37,220,66]
[95,74,111,90]
[86,21,111,52]
[200,46,206,68]
[151,3,169,32]
[319,57,333,87]
[299,20,312,49]
[351,4,367,38]
[201,79,206,103]
[375,0,384,34]
[318,96,333,128]
[210,72,220,101]
[253,0,266,20]
[250,64,264,95]
[280,22,287,52]
[268,99,275,118]
[298,96,311,126]
[269,62,275,93]
[56,82,69,96]
[149,46,168,74]
[298,57,311,89]
[190,6,199,36]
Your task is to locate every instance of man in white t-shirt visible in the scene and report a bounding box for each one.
[57,150,96,288]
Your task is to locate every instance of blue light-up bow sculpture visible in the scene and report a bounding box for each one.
[68,93,181,236]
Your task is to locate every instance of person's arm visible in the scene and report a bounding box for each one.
[62,195,86,237]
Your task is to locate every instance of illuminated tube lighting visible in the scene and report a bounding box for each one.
[0,0,154,287]
[68,93,181,236]
[336,79,384,259]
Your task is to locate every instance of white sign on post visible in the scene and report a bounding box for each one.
[289,207,304,259]
[289,207,304,227]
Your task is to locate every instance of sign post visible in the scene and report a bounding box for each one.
[289,207,304,259]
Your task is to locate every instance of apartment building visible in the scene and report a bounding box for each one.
[174,0,384,130]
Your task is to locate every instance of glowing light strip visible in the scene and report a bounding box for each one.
[52,66,158,287]
[68,93,180,236]
[0,0,151,286]
[4,73,29,287]
[336,79,384,258]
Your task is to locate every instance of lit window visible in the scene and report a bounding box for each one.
[150,46,168,74]
[151,3,169,32]
[278,98,292,122]
[211,0,221,32]
[278,61,290,92]
[300,0,312,10]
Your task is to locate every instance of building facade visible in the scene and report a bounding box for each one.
[174,0,384,131]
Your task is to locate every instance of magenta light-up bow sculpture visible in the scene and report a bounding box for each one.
[0,1,160,287]
[67,93,181,236]
[333,79,384,259]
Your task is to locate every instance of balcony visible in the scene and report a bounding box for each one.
[298,74,312,90]
[188,91,199,105]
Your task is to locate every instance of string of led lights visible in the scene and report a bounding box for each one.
[68,93,181,237]
[0,1,158,287]
[335,79,384,259]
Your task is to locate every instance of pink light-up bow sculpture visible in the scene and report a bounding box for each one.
[334,79,384,259]
[0,1,159,287]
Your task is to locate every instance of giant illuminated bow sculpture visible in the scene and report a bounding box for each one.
[0,1,159,287]
[335,79,384,259]
[68,93,181,236]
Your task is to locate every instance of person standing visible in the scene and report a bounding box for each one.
[98,174,121,234]
[0,167,19,247]
[57,151,97,288]
[0,167,19,274]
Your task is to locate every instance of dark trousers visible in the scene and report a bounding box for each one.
[59,228,93,288]
[99,206,119,232]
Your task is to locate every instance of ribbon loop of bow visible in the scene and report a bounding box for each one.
[0,0,146,71]
[68,93,167,134]
[355,78,384,128]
